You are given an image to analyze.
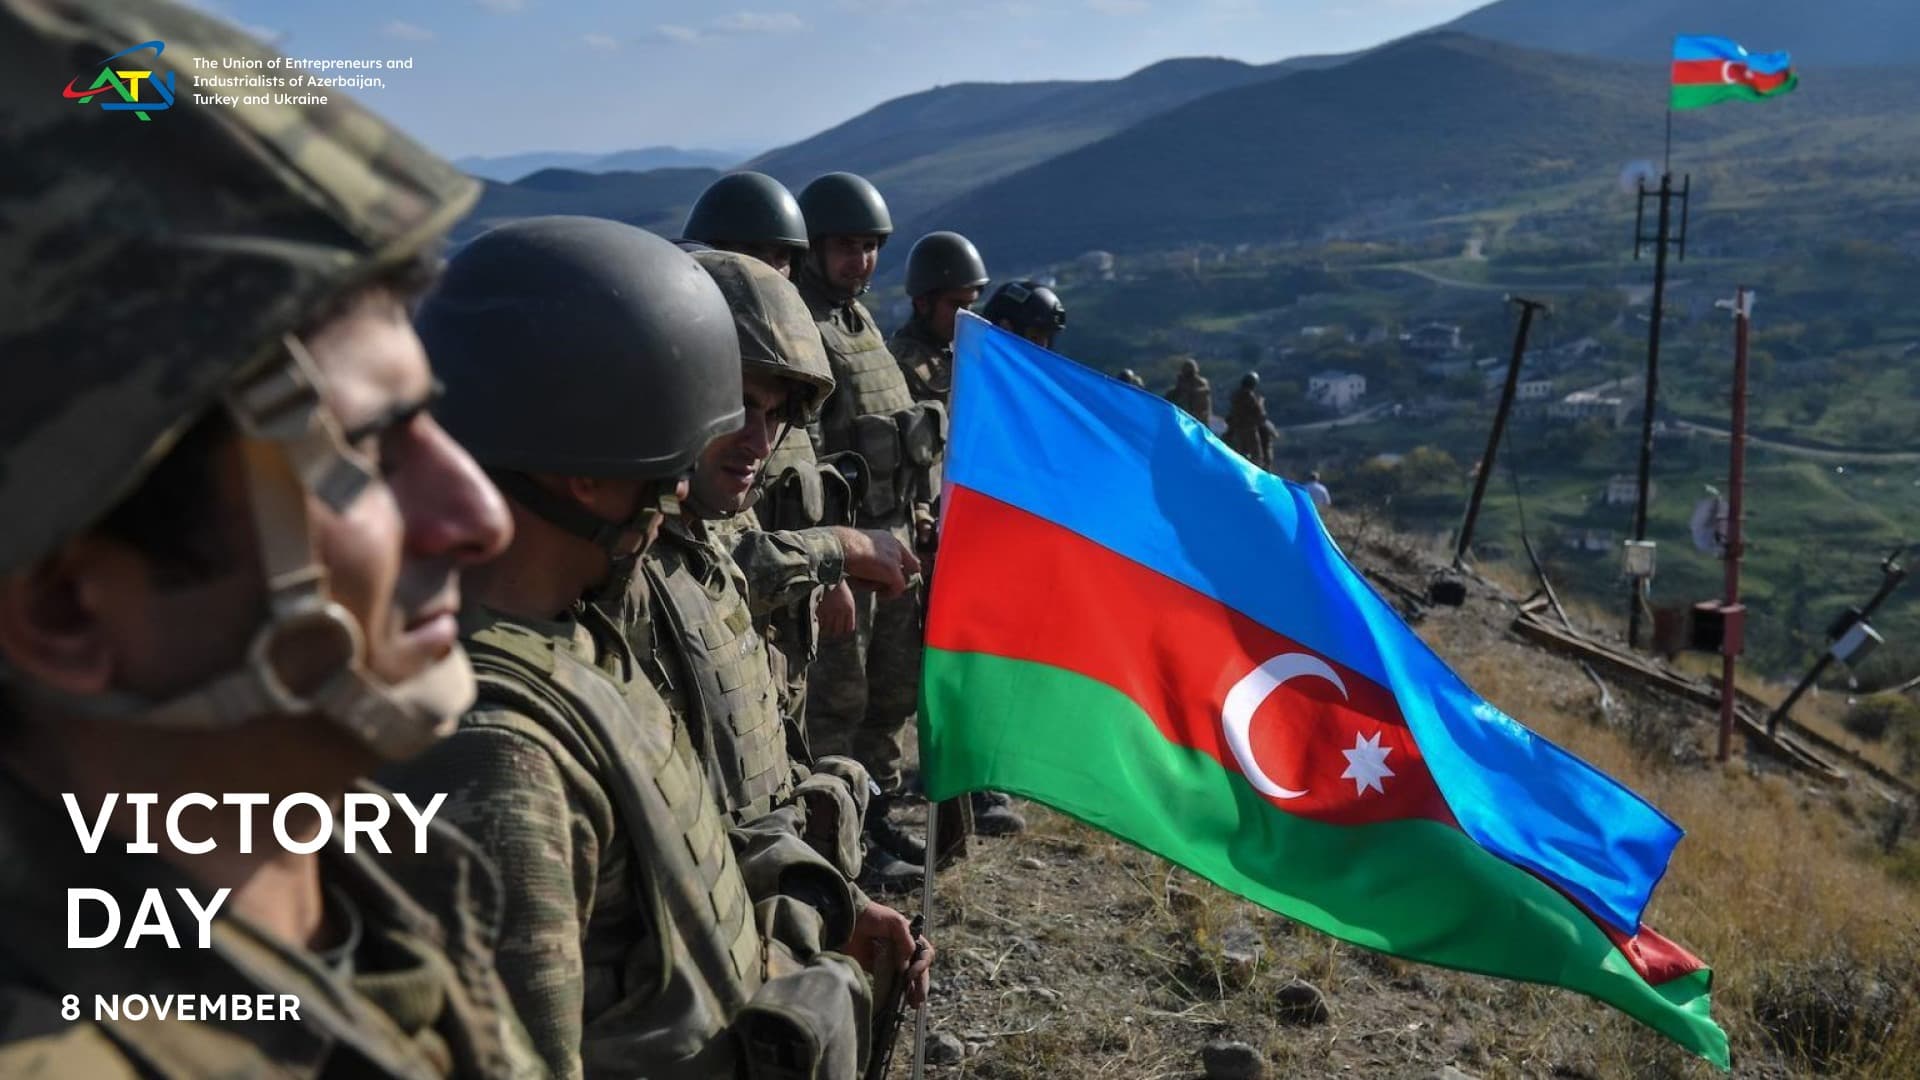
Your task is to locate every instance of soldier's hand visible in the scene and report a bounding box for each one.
[817,580,857,638]
[843,900,934,1006]
[834,527,921,598]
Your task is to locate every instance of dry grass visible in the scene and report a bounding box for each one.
[898,517,1920,1078]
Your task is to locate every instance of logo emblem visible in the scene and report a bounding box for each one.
[64,40,175,121]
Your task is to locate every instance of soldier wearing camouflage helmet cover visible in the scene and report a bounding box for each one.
[0,1,540,1075]
[890,231,989,405]
[637,249,934,1012]
[682,175,876,744]
[982,279,1068,352]
[378,217,872,1080]
[681,171,810,279]
[793,173,945,876]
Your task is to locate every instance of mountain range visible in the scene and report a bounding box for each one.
[453,0,1920,268]
[454,145,744,183]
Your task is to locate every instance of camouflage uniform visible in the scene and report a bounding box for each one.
[1224,383,1277,470]
[1165,364,1214,425]
[796,268,941,796]
[726,504,851,757]
[0,0,543,1074]
[384,601,870,1080]
[643,516,872,883]
[889,318,952,407]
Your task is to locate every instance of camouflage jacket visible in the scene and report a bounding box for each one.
[0,770,542,1080]
[643,516,870,881]
[383,601,868,1080]
[887,319,950,407]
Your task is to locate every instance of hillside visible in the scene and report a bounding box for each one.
[914,32,1920,269]
[1447,0,1920,67]
[454,145,741,183]
[450,166,720,244]
[889,514,1920,1077]
[745,57,1279,225]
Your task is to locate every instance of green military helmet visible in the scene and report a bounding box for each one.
[682,172,809,255]
[981,280,1066,334]
[0,0,477,576]
[421,216,743,481]
[904,231,989,299]
[1241,372,1260,389]
[691,249,835,420]
[798,171,893,240]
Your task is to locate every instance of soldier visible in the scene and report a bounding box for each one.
[982,280,1068,351]
[891,231,989,404]
[1119,369,1149,389]
[793,173,946,882]
[646,247,935,997]
[680,171,810,279]
[680,173,882,754]
[0,1,542,1074]
[1224,372,1279,471]
[380,217,871,1079]
[1165,357,1215,425]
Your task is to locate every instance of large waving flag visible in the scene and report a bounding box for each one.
[1672,35,1798,110]
[921,314,1728,1068]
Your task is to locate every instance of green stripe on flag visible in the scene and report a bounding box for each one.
[921,648,1729,1068]
[1671,74,1799,110]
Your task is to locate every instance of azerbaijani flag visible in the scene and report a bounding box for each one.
[921,314,1728,1068]
[1672,35,1798,110]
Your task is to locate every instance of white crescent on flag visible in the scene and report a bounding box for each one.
[1220,653,1350,800]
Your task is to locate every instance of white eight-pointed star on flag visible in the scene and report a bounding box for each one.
[1340,731,1395,796]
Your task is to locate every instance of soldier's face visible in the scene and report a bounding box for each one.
[0,294,511,781]
[921,286,982,344]
[691,370,792,517]
[1019,325,1058,350]
[820,234,882,294]
[304,296,513,692]
[729,242,795,278]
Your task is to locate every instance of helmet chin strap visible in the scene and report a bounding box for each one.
[34,335,475,762]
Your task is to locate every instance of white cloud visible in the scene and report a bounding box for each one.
[1086,0,1150,14]
[651,24,703,43]
[582,31,620,51]
[834,0,928,11]
[475,0,524,13]
[648,11,807,45]
[383,20,434,42]
[711,11,806,35]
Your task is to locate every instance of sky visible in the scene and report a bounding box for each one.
[197,0,1488,159]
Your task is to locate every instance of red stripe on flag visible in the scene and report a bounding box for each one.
[928,485,1455,827]
[1672,59,1793,93]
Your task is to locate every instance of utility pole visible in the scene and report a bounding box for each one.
[1455,295,1549,568]
[1627,172,1691,648]
[1713,288,1752,764]
[1767,547,1909,737]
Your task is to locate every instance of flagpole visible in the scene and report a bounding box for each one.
[1663,108,1673,176]
[907,796,938,1080]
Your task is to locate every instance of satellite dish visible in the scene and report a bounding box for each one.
[1619,159,1659,194]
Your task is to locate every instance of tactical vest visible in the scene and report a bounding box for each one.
[463,611,764,1077]
[889,321,951,405]
[801,278,934,528]
[644,523,794,824]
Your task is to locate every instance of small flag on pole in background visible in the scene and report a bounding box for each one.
[1672,35,1798,110]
